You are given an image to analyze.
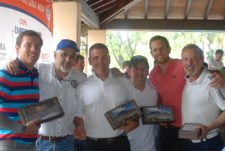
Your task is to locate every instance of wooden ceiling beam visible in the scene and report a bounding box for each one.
[91,0,116,13]
[185,0,192,19]
[204,0,214,19]
[99,0,142,25]
[87,0,103,6]
[102,19,225,30]
[144,0,149,19]
[124,9,129,19]
[165,0,171,19]
[80,0,100,28]
[93,0,118,14]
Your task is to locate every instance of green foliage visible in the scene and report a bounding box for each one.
[107,31,147,68]
[106,31,225,69]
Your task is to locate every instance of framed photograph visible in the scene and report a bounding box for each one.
[140,106,175,124]
[18,97,64,124]
[104,100,141,130]
[178,123,201,140]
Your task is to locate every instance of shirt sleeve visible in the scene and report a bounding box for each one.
[0,113,26,133]
[217,86,225,100]
[0,70,26,133]
[209,87,225,110]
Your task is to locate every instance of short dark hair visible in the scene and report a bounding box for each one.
[16,30,43,47]
[149,35,170,50]
[75,54,84,63]
[89,43,109,57]
[129,55,149,69]
[215,49,224,55]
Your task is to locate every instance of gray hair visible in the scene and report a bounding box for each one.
[182,44,204,59]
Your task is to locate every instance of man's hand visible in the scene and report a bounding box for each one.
[74,126,86,140]
[24,119,41,134]
[6,60,19,75]
[194,124,209,140]
[121,119,139,133]
[210,71,225,89]
[74,117,86,140]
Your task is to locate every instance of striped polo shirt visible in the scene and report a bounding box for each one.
[0,58,39,144]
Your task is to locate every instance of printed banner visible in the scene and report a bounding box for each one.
[0,0,54,66]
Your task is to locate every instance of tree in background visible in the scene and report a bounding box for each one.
[107,31,146,69]
[107,31,225,69]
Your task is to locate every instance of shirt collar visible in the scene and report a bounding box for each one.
[92,70,112,81]
[16,57,38,75]
[185,68,208,85]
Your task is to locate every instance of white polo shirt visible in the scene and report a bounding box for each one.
[77,71,133,138]
[36,63,86,137]
[182,68,225,134]
[128,80,158,151]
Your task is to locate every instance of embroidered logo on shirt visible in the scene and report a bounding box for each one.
[71,80,78,88]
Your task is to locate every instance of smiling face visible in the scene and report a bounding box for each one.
[16,35,42,70]
[54,48,76,73]
[129,62,149,86]
[89,47,110,80]
[181,47,204,80]
[150,39,171,64]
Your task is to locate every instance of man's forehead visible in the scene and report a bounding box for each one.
[91,48,108,55]
[22,36,40,41]
[132,63,148,69]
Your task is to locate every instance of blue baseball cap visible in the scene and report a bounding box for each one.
[56,39,80,52]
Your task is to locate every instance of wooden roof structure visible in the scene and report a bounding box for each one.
[56,0,225,30]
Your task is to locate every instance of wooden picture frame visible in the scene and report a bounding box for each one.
[18,97,64,124]
[104,100,141,130]
[140,106,175,124]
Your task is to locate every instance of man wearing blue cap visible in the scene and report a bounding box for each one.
[35,39,86,151]
[6,39,86,151]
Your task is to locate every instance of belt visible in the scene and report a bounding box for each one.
[0,140,34,149]
[87,133,126,144]
[191,131,219,143]
[160,125,180,129]
[40,135,68,142]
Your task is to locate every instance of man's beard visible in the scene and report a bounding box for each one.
[60,66,72,73]
[155,57,170,64]
[185,70,197,78]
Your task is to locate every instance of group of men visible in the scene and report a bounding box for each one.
[0,31,87,151]
[0,30,225,151]
[149,36,225,151]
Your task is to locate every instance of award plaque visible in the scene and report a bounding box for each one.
[140,106,175,124]
[104,100,141,130]
[178,123,201,139]
[18,97,64,124]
